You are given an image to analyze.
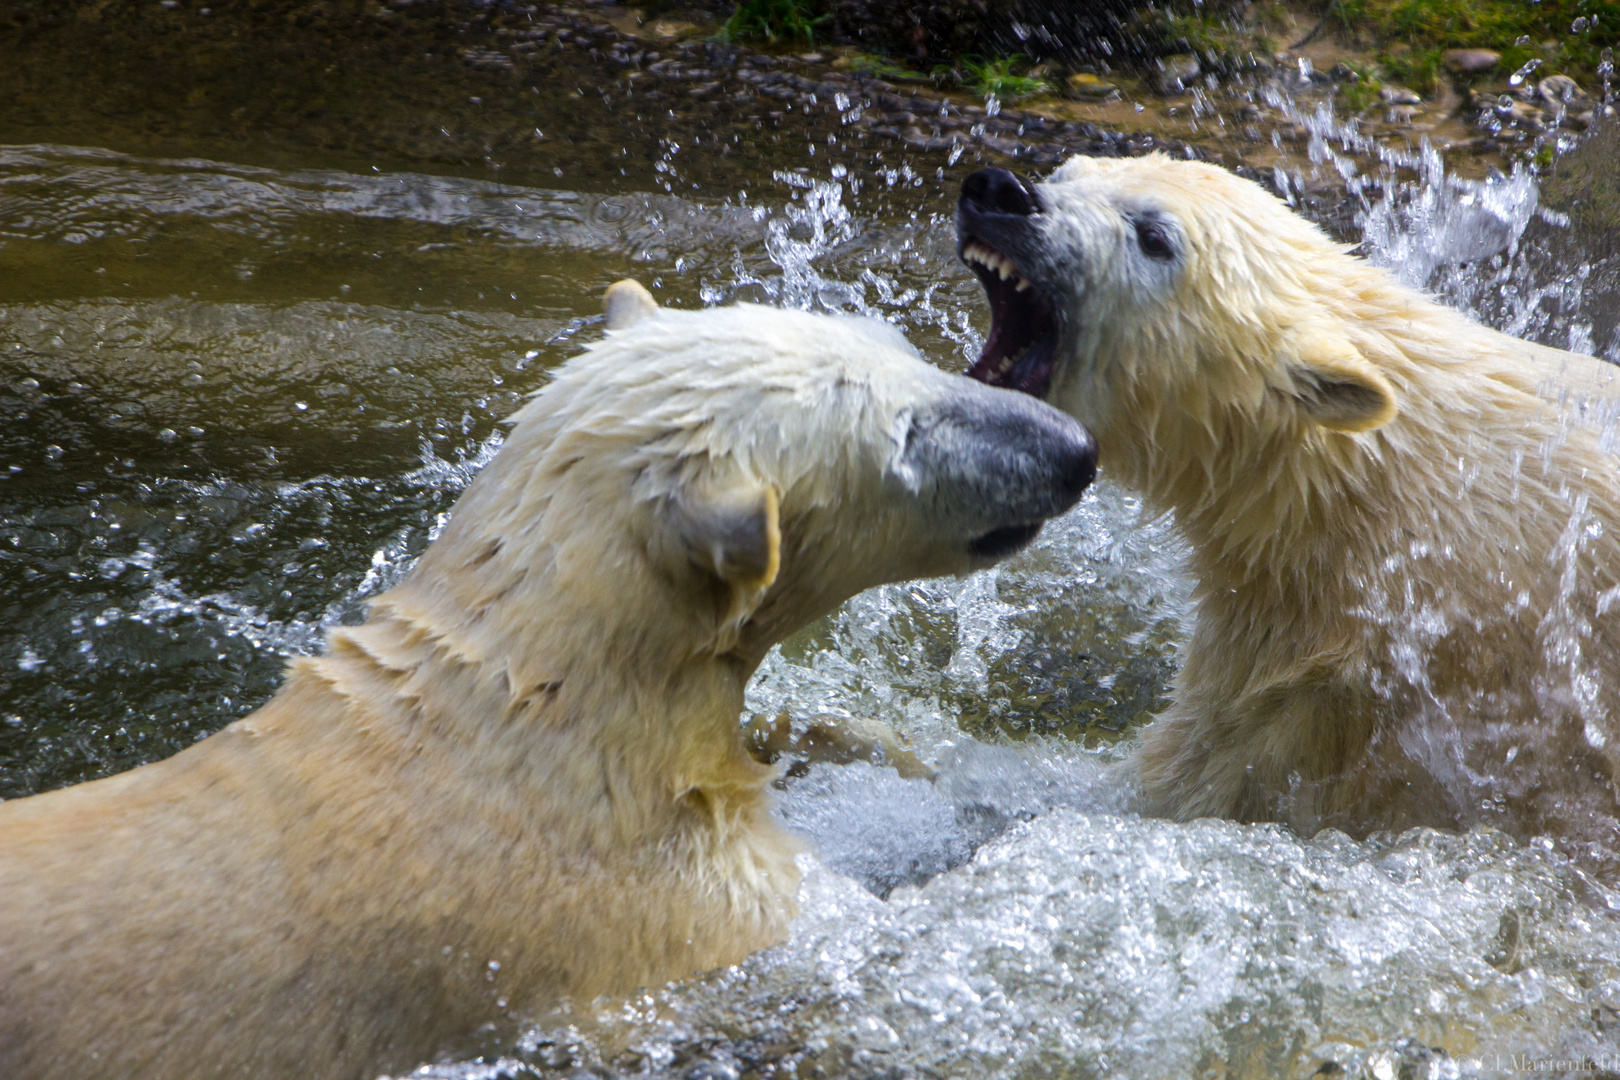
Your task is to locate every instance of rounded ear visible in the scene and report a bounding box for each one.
[603,278,659,331]
[657,466,781,653]
[1281,324,1397,433]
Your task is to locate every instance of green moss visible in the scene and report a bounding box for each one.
[958,55,1054,102]
[719,0,829,46]
[844,53,931,82]
[1336,63,1386,112]
[1162,7,1258,58]
[1379,46,1444,96]
[1334,0,1618,85]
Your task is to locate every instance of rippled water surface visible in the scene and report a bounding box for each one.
[6,40,1620,1080]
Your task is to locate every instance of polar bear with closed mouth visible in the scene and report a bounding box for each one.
[956,155,1620,854]
[0,281,1096,1080]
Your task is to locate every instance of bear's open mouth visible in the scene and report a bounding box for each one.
[959,238,1059,399]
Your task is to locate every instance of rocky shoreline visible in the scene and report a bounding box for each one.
[481,0,1203,167]
[0,0,1612,227]
[481,0,1615,187]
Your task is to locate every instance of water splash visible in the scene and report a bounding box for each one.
[10,119,1620,1076]
[1257,84,1613,359]
[55,435,503,670]
[484,819,1620,1080]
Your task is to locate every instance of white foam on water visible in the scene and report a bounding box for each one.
[488,819,1620,1080]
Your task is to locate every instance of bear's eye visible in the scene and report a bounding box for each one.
[1134,219,1176,261]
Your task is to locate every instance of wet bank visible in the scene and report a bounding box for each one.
[0,0,1189,199]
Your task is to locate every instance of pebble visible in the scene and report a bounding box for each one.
[1443,49,1501,73]
[1154,54,1200,96]
[978,134,1023,155]
[1538,75,1588,105]
[1379,86,1422,105]
[1503,100,1547,128]
[1066,73,1120,100]
[902,129,963,152]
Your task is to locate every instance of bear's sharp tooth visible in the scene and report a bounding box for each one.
[1014,277,1031,292]
[965,242,1029,286]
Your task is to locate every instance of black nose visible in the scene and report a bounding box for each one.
[920,391,1098,525]
[1055,423,1099,509]
[1002,406,1097,523]
[961,168,1039,216]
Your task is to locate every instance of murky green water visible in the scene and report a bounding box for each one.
[7,4,1620,1078]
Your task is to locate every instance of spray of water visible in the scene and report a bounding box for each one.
[465,61,1620,1080]
[10,87,1620,1073]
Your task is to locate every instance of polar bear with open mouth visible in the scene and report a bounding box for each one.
[957,155,1620,855]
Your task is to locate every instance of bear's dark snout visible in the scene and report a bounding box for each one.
[951,394,1095,560]
[961,168,1040,217]
[918,389,1097,526]
[1053,421,1099,508]
[999,395,1097,517]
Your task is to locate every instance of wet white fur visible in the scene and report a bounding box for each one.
[0,295,1032,1079]
[1038,154,1620,846]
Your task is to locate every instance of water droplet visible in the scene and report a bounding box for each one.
[1508,59,1542,86]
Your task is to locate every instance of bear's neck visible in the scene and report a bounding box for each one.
[1095,396,1391,600]
[306,540,776,860]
